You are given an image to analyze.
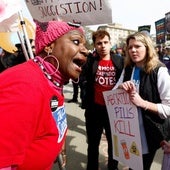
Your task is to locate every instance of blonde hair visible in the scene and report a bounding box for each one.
[125,32,162,73]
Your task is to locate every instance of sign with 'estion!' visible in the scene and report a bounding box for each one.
[25,0,113,26]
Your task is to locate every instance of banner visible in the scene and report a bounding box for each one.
[165,12,170,41]
[155,18,166,44]
[138,25,151,35]
[103,89,143,170]
[25,0,113,26]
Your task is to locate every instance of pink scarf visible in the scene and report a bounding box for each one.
[34,56,68,94]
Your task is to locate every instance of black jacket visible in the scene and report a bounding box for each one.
[123,65,169,152]
[82,51,124,109]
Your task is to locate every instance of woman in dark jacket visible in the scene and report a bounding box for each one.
[115,32,170,170]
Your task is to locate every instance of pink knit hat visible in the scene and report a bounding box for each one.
[34,20,84,55]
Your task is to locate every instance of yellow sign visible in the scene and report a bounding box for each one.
[0,18,35,53]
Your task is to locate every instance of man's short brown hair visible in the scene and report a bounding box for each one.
[92,30,111,44]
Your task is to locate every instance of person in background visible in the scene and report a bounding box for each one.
[0,48,20,71]
[114,32,170,170]
[115,47,124,57]
[155,45,163,61]
[67,81,79,103]
[0,39,35,73]
[163,46,170,60]
[0,20,88,170]
[82,30,124,170]
[0,47,6,72]
[67,64,87,109]
[162,46,170,73]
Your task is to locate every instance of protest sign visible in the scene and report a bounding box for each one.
[103,88,143,170]
[25,0,112,26]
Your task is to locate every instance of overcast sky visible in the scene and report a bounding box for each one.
[110,0,170,34]
[21,0,170,34]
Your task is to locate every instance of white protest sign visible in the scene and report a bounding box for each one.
[25,0,112,26]
[103,88,143,170]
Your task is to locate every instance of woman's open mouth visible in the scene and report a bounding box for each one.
[73,58,86,71]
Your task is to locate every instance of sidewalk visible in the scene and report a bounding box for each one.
[52,82,163,170]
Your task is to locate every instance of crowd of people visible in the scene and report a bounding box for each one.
[0,18,170,170]
[155,45,170,73]
[67,31,170,170]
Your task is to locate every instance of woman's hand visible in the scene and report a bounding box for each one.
[129,90,146,108]
[119,81,147,108]
[161,140,170,154]
[118,81,136,93]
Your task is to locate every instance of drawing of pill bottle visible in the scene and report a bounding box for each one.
[113,135,119,157]
[121,140,130,159]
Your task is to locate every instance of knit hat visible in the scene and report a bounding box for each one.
[34,20,84,55]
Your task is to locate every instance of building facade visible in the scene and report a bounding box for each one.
[98,23,137,49]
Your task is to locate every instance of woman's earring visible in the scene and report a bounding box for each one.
[42,54,59,76]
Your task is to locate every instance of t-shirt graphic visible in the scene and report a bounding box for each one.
[94,59,116,105]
